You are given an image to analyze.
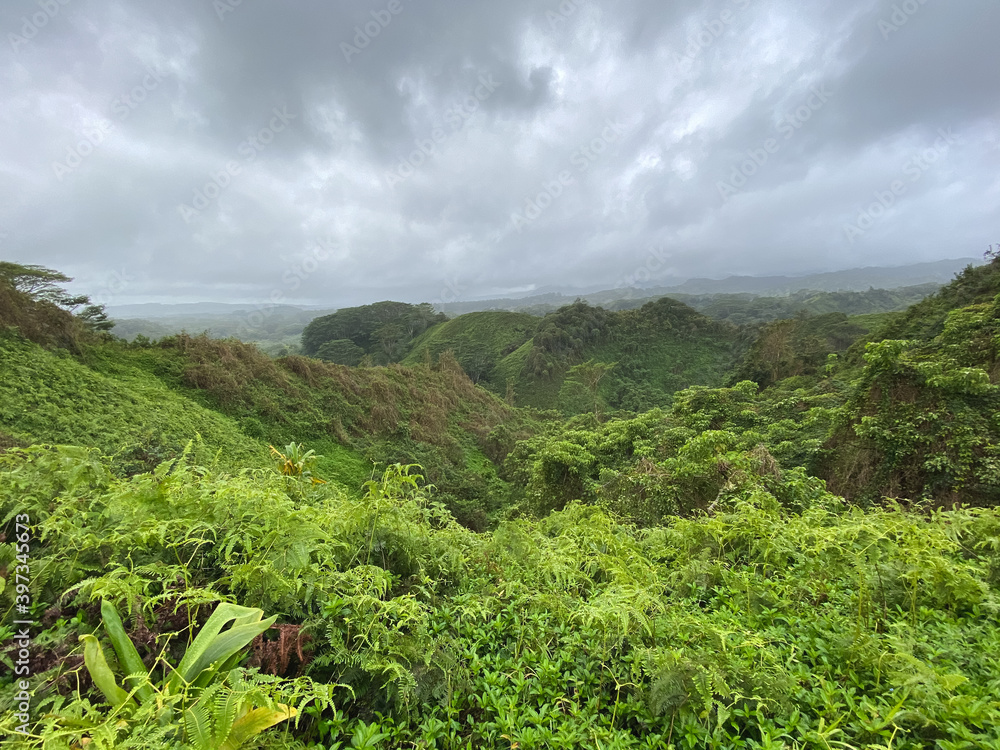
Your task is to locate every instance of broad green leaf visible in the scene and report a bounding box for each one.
[80,634,133,709]
[168,603,274,692]
[220,704,296,750]
[100,600,155,705]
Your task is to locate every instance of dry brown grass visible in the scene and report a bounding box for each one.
[0,283,89,351]
[158,330,514,457]
[177,334,300,407]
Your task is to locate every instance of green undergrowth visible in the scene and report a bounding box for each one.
[504,298,739,413]
[402,311,539,390]
[2,446,999,748]
[2,326,525,506]
[0,331,265,473]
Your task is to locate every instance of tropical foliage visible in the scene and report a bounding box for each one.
[2,256,1000,748]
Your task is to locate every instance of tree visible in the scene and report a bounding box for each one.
[565,359,616,420]
[0,261,114,332]
[374,322,405,360]
[77,303,115,332]
[316,339,365,366]
[300,301,446,359]
[0,262,72,300]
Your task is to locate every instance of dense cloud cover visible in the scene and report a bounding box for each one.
[1,0,997,307]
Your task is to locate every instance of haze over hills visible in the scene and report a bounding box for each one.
[4,0,1000,743]
[436,257,982,315]
[105,259,978,357]
[105,258,979,320]
[5,253,1000,747]
[105,302,335,319]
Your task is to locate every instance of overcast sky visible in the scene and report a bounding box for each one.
[1,0,997,307]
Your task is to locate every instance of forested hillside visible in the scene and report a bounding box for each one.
[2,257,1000,749]
[110,283,940,360]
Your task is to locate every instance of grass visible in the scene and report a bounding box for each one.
[0,331,266,471]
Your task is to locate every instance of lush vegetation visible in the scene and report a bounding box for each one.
[402,311,540,389]
[113,285,939,373]
[654,285,940,326]
[3,257,1000,748]
[301,302,446,365]
[111,305,334,358]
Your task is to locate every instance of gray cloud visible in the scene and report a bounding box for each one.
[1,0,997,306]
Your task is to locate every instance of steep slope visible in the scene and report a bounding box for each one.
[862,257,1000,343]
[820,256,1000,505]
[402,310,539,389]
[0,331,265,473]
[501,298,739,412]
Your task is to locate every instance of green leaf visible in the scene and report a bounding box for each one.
[168,603,275,692]
[219,705,296,750]
[80,634,133,709]
[183,697,215,749]
[100,600,155,705]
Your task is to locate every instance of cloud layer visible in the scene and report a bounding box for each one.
[1,0,998,307]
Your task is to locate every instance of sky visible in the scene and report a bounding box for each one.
[1,0,998,308]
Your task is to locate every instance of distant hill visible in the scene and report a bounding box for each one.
[405,299,740,413]
[108,259,971,361]
[110,282,947,357]
[110,305,339,356]
[435,258,980,315]
[106,302,317,318]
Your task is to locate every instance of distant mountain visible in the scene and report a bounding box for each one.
[435,258,982,315]
[105,302,279,318]
[663,258,982,295]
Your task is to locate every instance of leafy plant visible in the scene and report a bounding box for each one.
[270,442,326,484]
[69,600,295,749]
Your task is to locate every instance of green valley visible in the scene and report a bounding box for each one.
[2,257,1000,749]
